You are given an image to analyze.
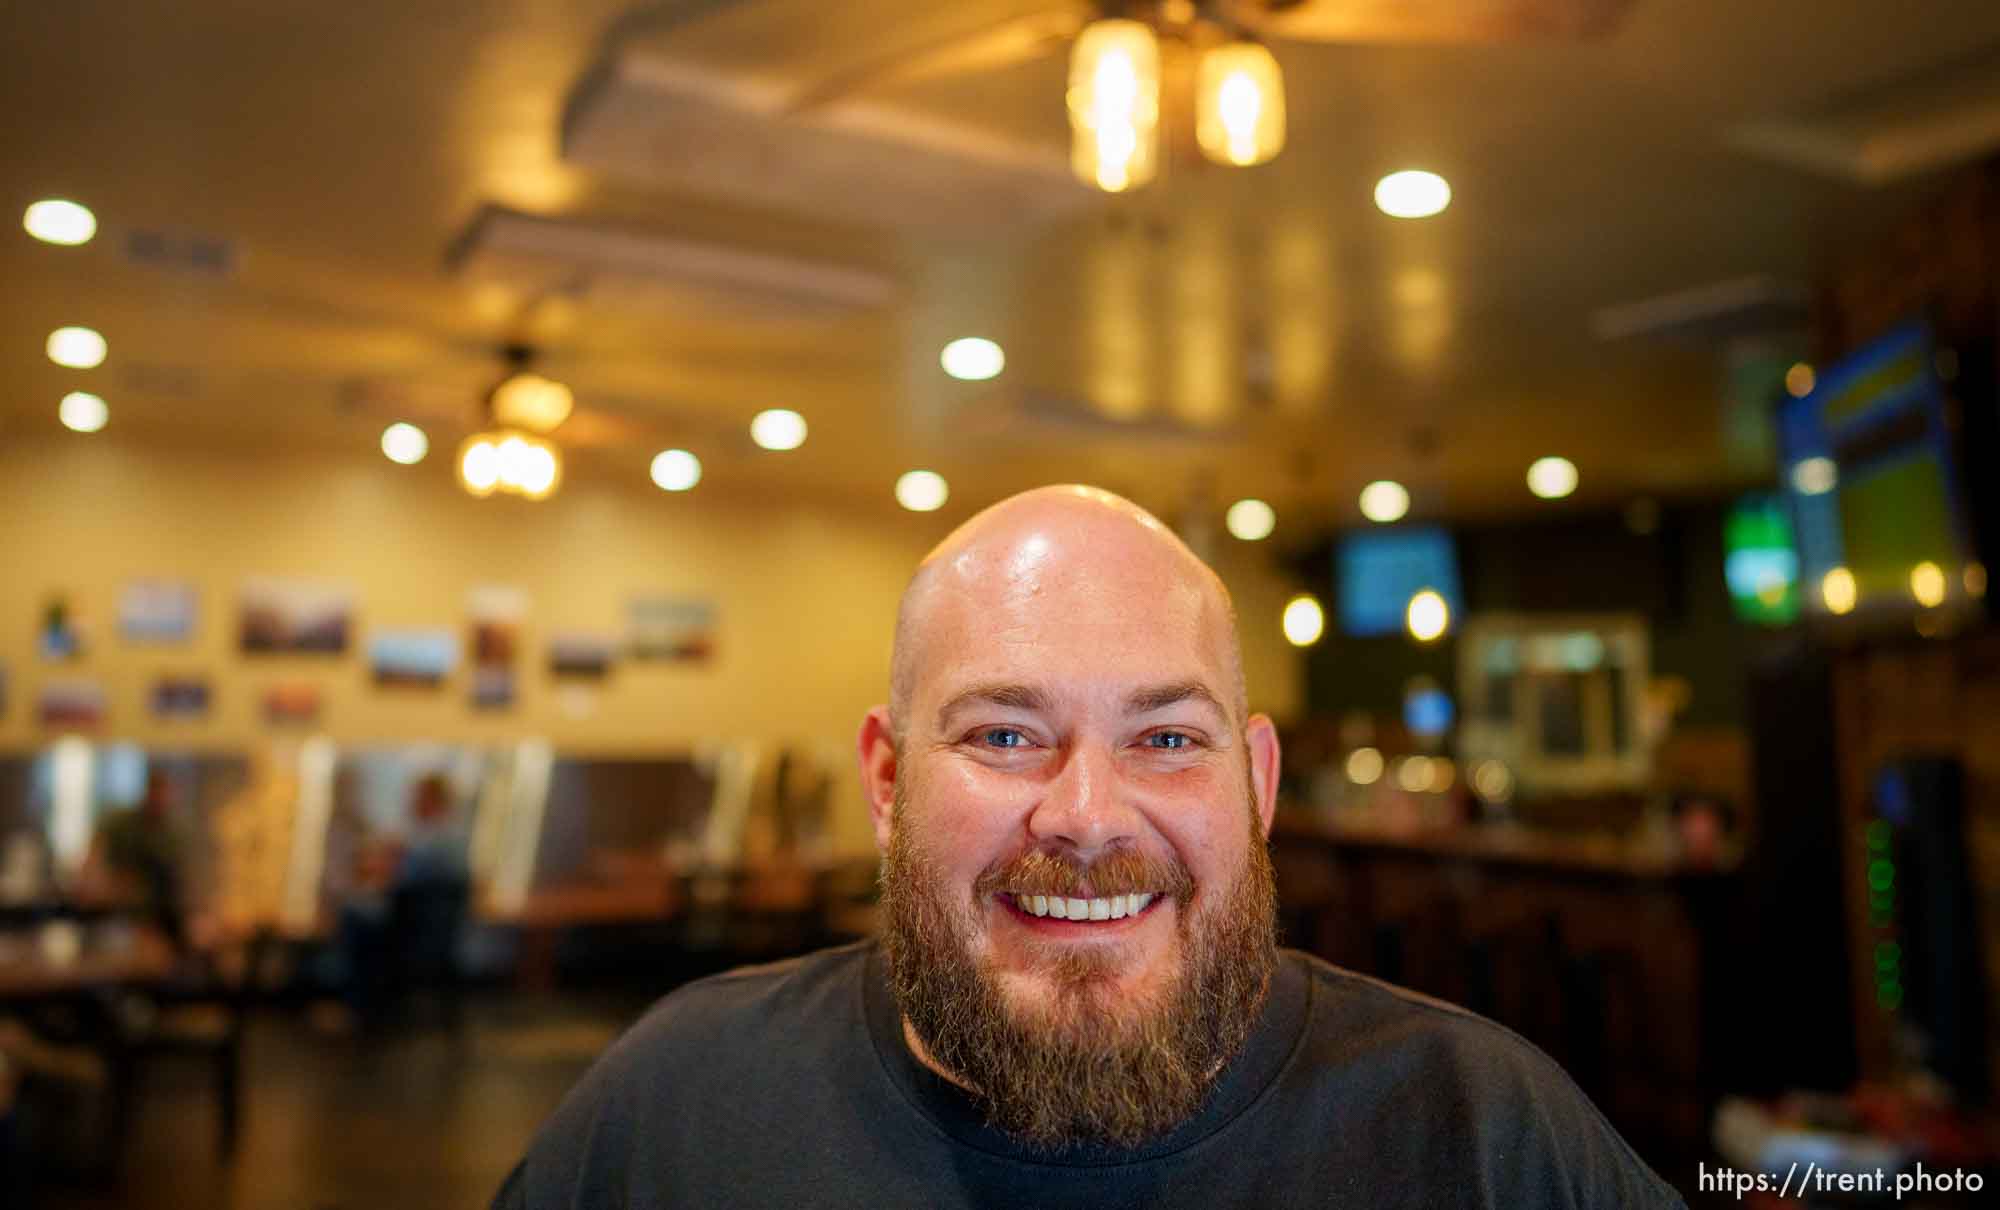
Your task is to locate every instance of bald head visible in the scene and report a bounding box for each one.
[888,485,1245,744]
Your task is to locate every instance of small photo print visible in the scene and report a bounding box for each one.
[548,632,615,679]
[39,680,106,729]
[369,629,458,687]
[240,578,353,654]
[469,586,527,710]
[628,597,715,663]
[262,682,322,726]
[150,677,212,719]
[121,580,199,643]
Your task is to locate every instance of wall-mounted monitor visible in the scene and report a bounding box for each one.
[1778,320,1992,627]
[1335,526,1465,638]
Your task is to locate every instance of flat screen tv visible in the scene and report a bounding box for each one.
[1778,320,1993,627]
[1336,526,1465,638]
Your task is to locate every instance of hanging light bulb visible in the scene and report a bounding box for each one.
[1067,19,1160,193]
[1197,41,1284,167]
[459,435,502,497]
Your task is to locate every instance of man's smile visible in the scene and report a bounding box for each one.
[996,891,1162,921]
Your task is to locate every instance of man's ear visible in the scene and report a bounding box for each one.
[1245,713,1282,838]
[857,706,900,854]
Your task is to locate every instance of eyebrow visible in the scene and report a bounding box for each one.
[933,680,1228,733]
[1125,681,1227,720]
[935,683,1056,733]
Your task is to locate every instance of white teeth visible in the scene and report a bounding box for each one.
[1009,891,1159,921]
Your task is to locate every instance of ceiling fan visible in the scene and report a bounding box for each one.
[769,0,1638,191]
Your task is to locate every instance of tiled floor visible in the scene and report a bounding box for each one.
[46,992,653,1210]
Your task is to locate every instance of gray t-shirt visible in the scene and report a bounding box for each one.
[494,941,1684,1208]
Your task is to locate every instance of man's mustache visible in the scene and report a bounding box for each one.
[972,847,1194,901]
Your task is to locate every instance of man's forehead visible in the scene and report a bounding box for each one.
[889,485,1248,727]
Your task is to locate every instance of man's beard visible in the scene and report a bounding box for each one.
[880,779,1278,1153]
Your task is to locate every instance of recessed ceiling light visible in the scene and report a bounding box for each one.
[651,449,702,492]
[24,199,96,246]
[47,326,107,369]
[1225,498,1276,541]
[1282,594,1325,647]
[895,470,949,512]
[940,337,1005,381]
[1358,480,1410,523]
[1526,456,1578,500]
[1790,456,1837,496]
[380,422,429,465]
[1374,170,1451,219]
[58,391,108,433]
[750,408,807,451]
[1406,589,1450,642]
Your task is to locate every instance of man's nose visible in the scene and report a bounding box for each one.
[1026,742,1140,854]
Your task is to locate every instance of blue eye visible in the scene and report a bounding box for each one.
[980,728,1028,749]
[1148,731,1193,750]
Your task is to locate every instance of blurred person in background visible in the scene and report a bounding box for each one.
[495,486,1682,1208]
[331,771,468,1030]
[76,768,187,950]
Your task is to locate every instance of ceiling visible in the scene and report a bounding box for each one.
[5,0,1998,541]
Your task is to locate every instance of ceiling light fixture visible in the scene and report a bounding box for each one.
[651,449,702,492]
[59,391,108,433]
[24,199,96,246]
[1197,40,1285,168]
[1282,594,1324,647]
[490,373,574,433]
[1375,170,1452,219]
[751,408,808,451]
[1406,589,1450,642]
[1225,498,1276,541]
[896,470,949,512]
[1068,16,1286,193]
[381,422,429,465]
[1068,19,1161,193]
[47,326,106,369]
[940,337,1005,381]
[1359,480,1410,523]
[460,431,560,501]
[1526,456,1578,500]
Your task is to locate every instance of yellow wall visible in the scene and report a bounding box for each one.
[0,437,1305,843]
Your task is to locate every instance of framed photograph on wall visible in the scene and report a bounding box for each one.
[121,580,199,643]
[240,578,353,654]
[150,676,212,719]
[369,629,458,687]
[469,586,526,709]
[628,597,715,663]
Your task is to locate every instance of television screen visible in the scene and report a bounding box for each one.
[1336,526,1465,638]
[1778,321,1980,621]
[1723,494,1801,625]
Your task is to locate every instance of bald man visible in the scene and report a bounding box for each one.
[494,486,1683,1209]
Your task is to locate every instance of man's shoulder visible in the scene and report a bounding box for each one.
[616,940,872,1066]
[1286,947,1555,1070]
[1278,950,1686,1207]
